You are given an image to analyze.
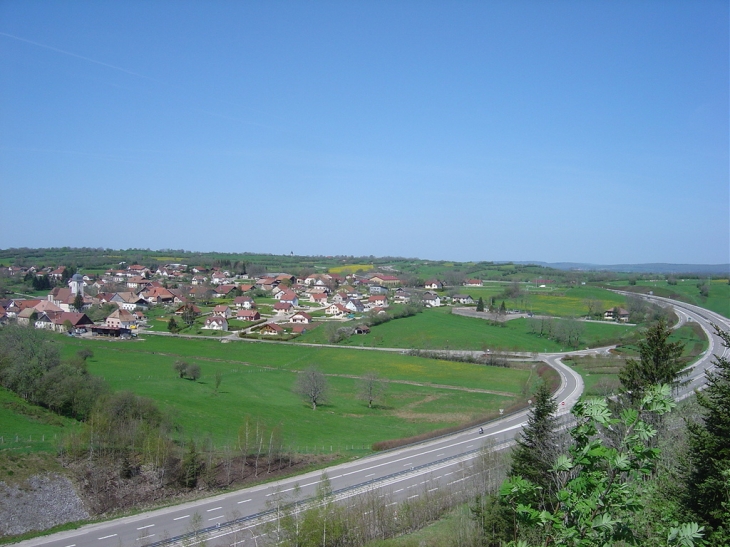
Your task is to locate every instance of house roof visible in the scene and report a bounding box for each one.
[205,316,227,325]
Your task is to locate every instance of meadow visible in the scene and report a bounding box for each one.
[55,335,534,451]
[300,305,638,352]
[0,388,80,453]
[566,322,708,396]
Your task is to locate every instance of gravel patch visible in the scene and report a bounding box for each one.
[0,474,89,537]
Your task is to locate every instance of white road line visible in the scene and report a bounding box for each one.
[408,494,419,499]
[137,524,155,530]
[365,473,375,477]
[207,506,223,512]
[136,535,155,541]
[403,462,413,467]
[173,515,190,521]
[428,488,438,492]
[64,544,76,547]
[467,445,473,448]
[394,488,404,493]
[209,515,225,521]
[98,535,117,540]
[437,453,444,457]
[237,498,252,504]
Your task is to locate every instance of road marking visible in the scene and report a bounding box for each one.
[237,498,252,504]
[207,506,223,512]
[467,445,473,448]
[64,544,76,547]
[408,494,419,499]
[437,453,444,457]
[394,488,403,493]
[386,502,397,507]
[444,472,453,476]
[173,515,190,521]
[136,535,155,541]
[428,488,438,492]
[403,462,413,467]
[98,535,117,540]
[209,515,225,521]
[365,473,374,477]
[137,524,155,530]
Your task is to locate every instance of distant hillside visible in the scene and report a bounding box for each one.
[518,262,730,275]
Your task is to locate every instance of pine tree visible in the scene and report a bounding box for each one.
[685,326,730,539]
[619,318,686,401]
[509,382,559,508]
[167,317,179,333]
[499,300,507,315]
[476,296,485,312]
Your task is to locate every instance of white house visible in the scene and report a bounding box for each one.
[203,316,228,331]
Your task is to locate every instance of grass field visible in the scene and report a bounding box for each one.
[568,322,709,396]
[55,335,534,451]
[300,306,637,352]
[0,388,80,453]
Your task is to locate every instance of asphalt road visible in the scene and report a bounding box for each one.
[15,296,726,547]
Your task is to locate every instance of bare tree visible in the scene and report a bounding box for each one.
[584,298,603,317]
[357,372,386,408]
[294,366,329,410]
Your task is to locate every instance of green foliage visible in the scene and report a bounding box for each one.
[476,296,485,312]
[501,385,704,546]
[181,439,202,488]
[72,292,84,312]
[619,319,686,401]
[684,326,730,538]
[0,325,61,403]
[167,316,179,333]
[509,382,559,508]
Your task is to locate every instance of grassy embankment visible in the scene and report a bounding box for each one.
[0,388,81,453]
[607,278,730,318]
[566,321,709,396]
[54,335,538,453]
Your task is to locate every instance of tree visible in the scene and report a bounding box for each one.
[501,385,704,546]
[214,370,223,394]
[173,360,188,378]
[72,292,84,312]
[180,440,202,488]
[584,298,603,317]
[357,372,386,408]
[476,297,485,312]
[619,318,686,401]
[167,316,179,333]
[181,304,198,327]
[509,382,560,509]
[295,367,328,410]
[499,300,507,316]
[187,363,201,381]
[684,326,730,540]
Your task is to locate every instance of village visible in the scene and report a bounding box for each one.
[0,263,632,341]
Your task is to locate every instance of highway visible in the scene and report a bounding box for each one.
[15,296,727,547]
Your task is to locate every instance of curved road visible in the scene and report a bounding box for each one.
[15,296,727,547]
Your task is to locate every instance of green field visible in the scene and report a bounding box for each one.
[300,306,637,352]
[55,335,533,450]
[567,322,709,396]
[0,388,80,453]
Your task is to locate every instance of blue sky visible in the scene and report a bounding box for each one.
[1,1,727,264]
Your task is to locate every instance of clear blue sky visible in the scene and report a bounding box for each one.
[1,1,727,264]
